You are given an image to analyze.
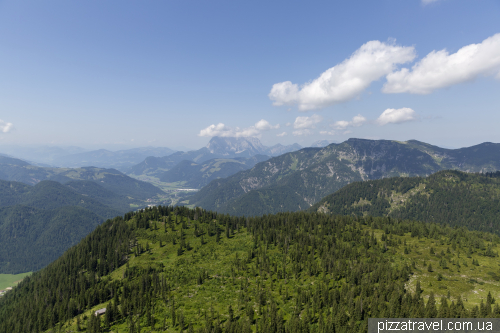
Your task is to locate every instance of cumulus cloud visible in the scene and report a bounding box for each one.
[293,114,323,129]
[0,120,13,133]
[376,108,418,125]
[269,40,416,110]
[320,130,336,136]
[198,119,279,137]
[332,114,367,130]
[384,33,500,94]
[255,119,280,130]
[293,129,312,136]
[276,132,287,137]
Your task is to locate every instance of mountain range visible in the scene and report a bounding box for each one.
[0,146,177,171]
[127,136,302,180]
[188,139,500,216]
[0,157,169,273]
[0,155,163,200]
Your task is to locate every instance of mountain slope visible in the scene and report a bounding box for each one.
[189,139,500,216]
[0,179,142,273]
[0,180,122,219]
[0,205,103,273]
[2,207,500,332]
[64,180,132,212]
[311,170,500,235]
[0,158,163,201]
[159,155,270,188]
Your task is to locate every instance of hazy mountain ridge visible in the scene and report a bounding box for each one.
[0,145,177,170]
[51,147,177,171]
[0,157,163,201]
[128,136,302,179]
[189,139,500,216]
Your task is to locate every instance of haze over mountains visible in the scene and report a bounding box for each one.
[0,155,163,199]
[0,146,177,171]
[127,136,302,180]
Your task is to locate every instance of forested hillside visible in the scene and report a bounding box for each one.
[0,178,151,274]
[311,170,500,235]
[188,139,500,216]
[0,205,102,273]
[2,206,500,333]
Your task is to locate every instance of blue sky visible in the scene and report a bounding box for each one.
[0,0,499,150]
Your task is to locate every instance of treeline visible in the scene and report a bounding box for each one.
[312,170,500,235]
[2,206,500,333]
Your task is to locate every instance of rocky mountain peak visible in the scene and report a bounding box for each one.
[206,137,266,156]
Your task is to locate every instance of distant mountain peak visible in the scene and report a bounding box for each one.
[206,137,265,156]
[310,139,337,148]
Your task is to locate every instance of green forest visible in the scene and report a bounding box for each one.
[2,205,500,333]
[311,170,500,235]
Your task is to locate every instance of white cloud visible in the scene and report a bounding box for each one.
[293,129,312,136]
[384,33,500,94]
[422,0,441,4]
[376,108,418,125]
[320,130,336,135]
[293,114,323,129]
[276,132,287,137]
[0,120,13,133]
[351,114,367,127]
[332,120,349,130]
[198,119,279,137]
[332,114,367,130]
[269,40,416,110]
[255,119,280,130]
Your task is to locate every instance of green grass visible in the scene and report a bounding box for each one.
[54,216,500,333]
[0,272,31,291]
[61,218,260,332]
[374,229,500,306]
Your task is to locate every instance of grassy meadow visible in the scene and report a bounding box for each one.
[54,213,500,333]
[0,272,31,291]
